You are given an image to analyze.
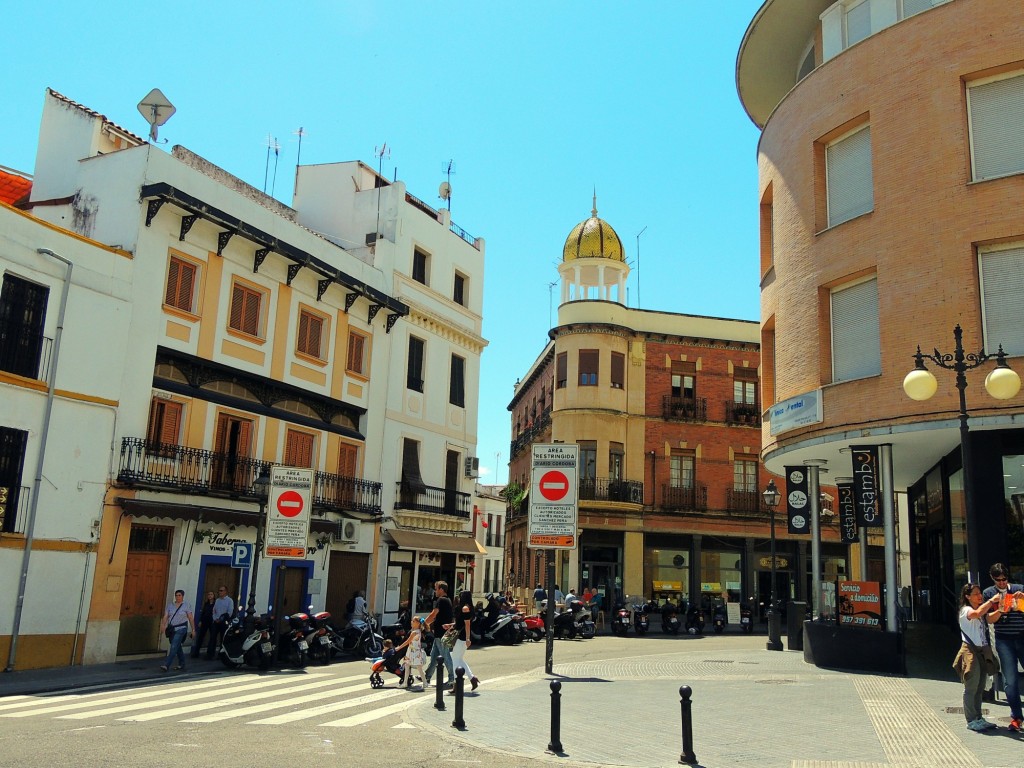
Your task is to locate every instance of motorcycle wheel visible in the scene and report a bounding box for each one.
[220,653,241,669]
[714,625,724,634]
[362,636,383,659]
[292,649,308,669]
[310,643,331,666]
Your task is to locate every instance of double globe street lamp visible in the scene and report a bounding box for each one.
[762,479,783,651]
[902,324,1020,580]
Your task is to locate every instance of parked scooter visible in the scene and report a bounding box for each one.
[329,609,384,658]
[611,604,631,636]
[740,598,754,634]
[277,611,310,668]
[219,611,275,670]
[712,603,727,634]
[522,612,545,641]
[307,609,335,665]
[661,601,681,635]
[632,602,650,635]
[571,602,596,639]
[472,595,522,644]
[685,601,706,635]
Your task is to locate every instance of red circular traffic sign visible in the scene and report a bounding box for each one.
[276,490,304,517]
[539,470,570,501]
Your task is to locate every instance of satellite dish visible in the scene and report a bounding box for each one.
[137,88,176,142]
[438,181,451,201]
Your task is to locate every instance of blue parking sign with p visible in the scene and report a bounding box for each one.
[232,543,253,569]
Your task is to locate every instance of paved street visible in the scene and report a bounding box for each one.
[1,632,1022,767]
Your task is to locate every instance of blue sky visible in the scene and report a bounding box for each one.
[2,1,764,483]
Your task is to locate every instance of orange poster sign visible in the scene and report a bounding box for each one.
[838,580,882,630]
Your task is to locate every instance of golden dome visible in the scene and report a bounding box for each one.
[562,195,624,263]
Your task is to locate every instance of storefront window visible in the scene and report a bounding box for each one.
[643,542,689,606]
[700,549,742,607]
[1002,455,1024,575]
[949,467,967,581]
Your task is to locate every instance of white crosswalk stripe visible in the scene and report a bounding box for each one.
[3,669,434,729]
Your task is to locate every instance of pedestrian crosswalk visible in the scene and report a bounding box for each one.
[0,669,437,728]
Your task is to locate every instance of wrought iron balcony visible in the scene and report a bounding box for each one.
[578,477,644,504]
[660,483,708,512]
[725,400,761,426]
[509,407,553,459]
[394,481,471,518]
[727,488,764,514]
[662,395,706,422]
[117,437,382,515]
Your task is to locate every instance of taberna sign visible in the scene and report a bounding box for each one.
[850,445,882,527]
[785,466,810,535]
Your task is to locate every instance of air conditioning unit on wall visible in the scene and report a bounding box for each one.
[338,520,360,544]
[464,456,479,478]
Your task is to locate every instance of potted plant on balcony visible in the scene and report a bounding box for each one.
[500,481,527,515]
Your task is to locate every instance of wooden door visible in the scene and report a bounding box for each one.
[326,551,370,619]
[118,553,170,653]
[276,565,308,616]
[201,564,240,613]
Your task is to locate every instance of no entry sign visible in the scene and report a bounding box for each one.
[539,471,570,501]
[528,444,578,550]
[266,466,314,559]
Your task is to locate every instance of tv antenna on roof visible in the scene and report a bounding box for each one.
[263,135,280,196]
[439,159,455,212]
[292,127,306,196]
[137,88,175,143]
[373,143,391,247]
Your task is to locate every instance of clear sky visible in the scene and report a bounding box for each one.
[2,1,765,484]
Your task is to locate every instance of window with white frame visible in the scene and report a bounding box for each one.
[980,243,1024,357]
[844,0,871,47]
[826,125,873,228]
[733,458,758,493]
[967,72,1024,182]
[831,277,881,382]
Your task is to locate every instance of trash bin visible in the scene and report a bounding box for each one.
[787,601,806,651]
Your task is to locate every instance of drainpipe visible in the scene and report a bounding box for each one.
[4,247,72,673]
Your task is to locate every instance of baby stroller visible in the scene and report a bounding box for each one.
[368,647,406,688]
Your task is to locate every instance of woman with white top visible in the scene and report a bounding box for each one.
[954,583,1001,731]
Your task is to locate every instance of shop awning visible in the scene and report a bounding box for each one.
[117,497,336,534]
[387,529,486,555]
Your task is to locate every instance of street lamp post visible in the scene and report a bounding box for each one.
[903,324,1020,581]
[762,479,783,651]
[246,466,272,626]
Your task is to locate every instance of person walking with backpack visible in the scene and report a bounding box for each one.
[982,563,1024,731]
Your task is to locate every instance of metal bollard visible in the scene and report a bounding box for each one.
[434,663,446,711]
[547,680,563,753]
[451,666,466,730]
[679,685,697,765]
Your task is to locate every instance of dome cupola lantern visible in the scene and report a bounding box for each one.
[557,192,630,307]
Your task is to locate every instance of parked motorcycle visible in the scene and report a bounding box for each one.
[740,598,754,634]
[611,604,631,636]
[632,602,650,635]
[277,611,310,668]
[712,603,727,634]
[685,601,706,635]
[661,601,681,635]
[571,602,596,639]
[306,610,335,665]
[522,612,545,641]
[472,595,522,644]
[219,611,275,670]
[329,609,384,658]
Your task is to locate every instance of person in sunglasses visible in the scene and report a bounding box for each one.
[982,563,1024,731]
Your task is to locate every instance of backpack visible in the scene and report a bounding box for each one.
[346,597,355,615]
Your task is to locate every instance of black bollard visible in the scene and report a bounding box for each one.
[547,680,563,753]
[451,666,466,730]
[434,663,446,711]
[679,685,697,765]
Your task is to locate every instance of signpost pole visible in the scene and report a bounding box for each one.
[545,551,555,675]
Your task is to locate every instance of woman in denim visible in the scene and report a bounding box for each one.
[158,589,195,672]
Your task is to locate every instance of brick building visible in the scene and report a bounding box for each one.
[504,201,844,617]
[737,0,1024,623]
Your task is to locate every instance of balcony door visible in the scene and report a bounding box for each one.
[212,413,253,492]
[0,274,48,380]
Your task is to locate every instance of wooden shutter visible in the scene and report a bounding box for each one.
[165,257,196,312]
[347,332,365,374]
[981,244,1024,356]
[285,429,315,468]
[450,354,465,407]
[297,311,323,358]
[831,277,881,381]
[230,283,261,336]
[826,126,873,227]
[556,352,567,388]
[337,442,358,477]
[968,73,1024,181]
[146,399,182,447]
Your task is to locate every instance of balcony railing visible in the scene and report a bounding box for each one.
[0,324,54,382]
[662,395,706,422]
[725,400,762,426]
[117,437,382,515]
[394,482,471,519]
[727,488,764,514]
[0,485,31,534]
[660,483,708,512]
[578,477,644,504]
[509,407,552,459]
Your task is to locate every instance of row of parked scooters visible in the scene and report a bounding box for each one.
[611,598,756,636]
[219,607,391,671]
